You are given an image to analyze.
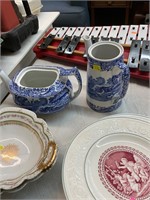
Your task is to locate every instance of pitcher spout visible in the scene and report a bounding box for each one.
[82,35,92,57]
[0,69,11,90]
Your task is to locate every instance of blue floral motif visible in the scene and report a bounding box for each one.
[87,99,122,112]
[9,80,66,98]
[39,92,70,114]
[88,55,124,71]
[10,66,82,114]
[14,81,72,114]
[87,71,123,101]
[107,73,122,85]
[87,57,130,112]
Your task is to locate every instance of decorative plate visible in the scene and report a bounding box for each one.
[62,114,150,200]
[0,107,58,193]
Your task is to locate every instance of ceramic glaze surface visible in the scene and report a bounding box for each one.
[98,146,150,200]
[85,133,150,200]
[62,115,150,200]
[87,41,130,112]
[0,107,57,192]
[7,66,82,114]
[13,80,72,113]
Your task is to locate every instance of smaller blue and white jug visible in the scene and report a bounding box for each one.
[0,66,82,114]
[85,40,130,112]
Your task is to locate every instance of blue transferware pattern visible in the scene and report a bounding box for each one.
[87,56,130,112]
[10,66,80,98]
[9,66,82,114]
[13,80,72,114]
[88,55,124,71]
[87,99,122,112]
[87,72,123,101]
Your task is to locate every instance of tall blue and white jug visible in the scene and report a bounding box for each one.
[86,41,130,112]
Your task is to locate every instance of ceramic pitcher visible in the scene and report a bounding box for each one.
[86,41,130,112]
[0,65,82,114]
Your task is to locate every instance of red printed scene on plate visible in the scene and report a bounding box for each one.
[98,146,150,200]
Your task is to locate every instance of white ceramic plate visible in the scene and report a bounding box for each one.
[62,114,150,200]
[0,107,57,193]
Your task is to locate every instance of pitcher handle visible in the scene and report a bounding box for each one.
[117,62,130,99]
[60,67,82,101]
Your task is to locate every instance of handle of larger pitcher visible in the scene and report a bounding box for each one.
[60,67,82,101]
[117,62,130,99]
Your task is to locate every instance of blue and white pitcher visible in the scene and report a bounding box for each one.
[0,66,82,114]
[85,40,130,112]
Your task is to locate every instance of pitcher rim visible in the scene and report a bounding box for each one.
[88,41,124,62]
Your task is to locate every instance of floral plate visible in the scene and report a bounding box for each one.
[0,107,58,193]
[62,114,150,200]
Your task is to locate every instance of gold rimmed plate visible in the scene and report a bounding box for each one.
[0,107,58,193]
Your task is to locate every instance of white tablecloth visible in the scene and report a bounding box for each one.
[1,58,150,200]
